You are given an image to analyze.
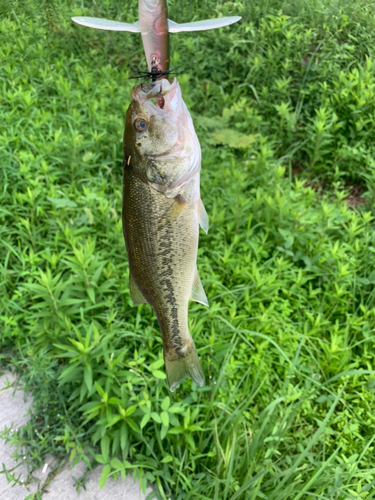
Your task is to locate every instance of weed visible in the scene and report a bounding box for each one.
[1,1,375,499]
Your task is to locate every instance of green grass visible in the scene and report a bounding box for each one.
[1,0,375,499]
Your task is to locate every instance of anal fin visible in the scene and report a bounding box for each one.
[129,274,148,306]
[190,268,209,306]
[198,198,209,233]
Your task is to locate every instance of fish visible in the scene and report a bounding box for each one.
[122,77,209,391]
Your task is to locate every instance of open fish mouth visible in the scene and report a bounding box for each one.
[132,77,179,111]
[139,77,177,99]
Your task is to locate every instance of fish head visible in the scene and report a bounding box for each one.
[126,78,182,157]
[124,78,201,197]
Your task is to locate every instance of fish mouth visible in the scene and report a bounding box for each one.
[132,77,179,111]
[140,78,185,159]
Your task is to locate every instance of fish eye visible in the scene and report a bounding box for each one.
[135,118,147,133]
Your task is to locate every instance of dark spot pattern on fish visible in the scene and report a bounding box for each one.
[156,219,185,357]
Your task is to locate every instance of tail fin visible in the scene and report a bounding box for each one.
[164,342,205,392]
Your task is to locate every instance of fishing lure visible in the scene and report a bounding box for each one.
[72,0,241,81]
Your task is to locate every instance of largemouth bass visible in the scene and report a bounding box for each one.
[122,78,209,391]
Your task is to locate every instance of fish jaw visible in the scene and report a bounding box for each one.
[139,0,169,75]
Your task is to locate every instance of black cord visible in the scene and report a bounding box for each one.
[128,67,181,81]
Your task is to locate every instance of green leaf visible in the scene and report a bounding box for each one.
[140,413,151,429]
[167,426,184,435]
[160,411,169,428]
[151,412,162,424]
[168,406,185,413]
[210,130,258,149]
[152,370,166,380]
[139,403,151,414]
[110,458,124,470]
[99,464,111,489]
[80,401,103,414]
[83,365,92,392]
[125,405,137,417]
[69,447,76,462]
[94,382,105,397]
[94,454,106,464]
[83,151,93,162]
[185,433,195,450]
[149,358,164,371]
[101,435,110,462]
[160,424,168,440]
[126,417,140,433]
[161,396,170,411]
[120,423,128,451]
[58,364,82,384]
[161,455,173,463]
[108,398,122,405]
[106,415,122,428]
[87,287,95,304]
[47,197,77,208]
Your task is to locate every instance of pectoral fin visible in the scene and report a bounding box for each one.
[71,17,140,32]
[198,198,209,233]
[168,16,241,33]
[190,268,209,306]
[129,274,148,306]
[159,198,186,226]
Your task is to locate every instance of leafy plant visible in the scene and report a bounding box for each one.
[1,1,375,499]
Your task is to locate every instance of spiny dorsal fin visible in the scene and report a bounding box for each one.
[129,274,148,306]
[198,198,209,233]
[190,268,208,306]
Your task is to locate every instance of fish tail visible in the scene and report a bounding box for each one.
[164,340,205,392]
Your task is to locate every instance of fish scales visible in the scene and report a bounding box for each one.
[122,78,208,391]
[123,169,198,350]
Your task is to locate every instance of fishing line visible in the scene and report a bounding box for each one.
[128,67,182,81]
